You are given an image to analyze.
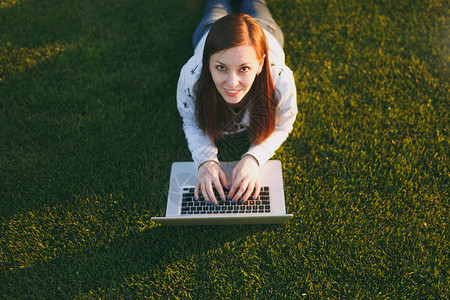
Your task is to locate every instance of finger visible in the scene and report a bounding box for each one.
[195,180,200,200]
[213,180,225,203]
[231,165,237,184]
[202,181,216,204]
[229,162,244,197]
[205,182,216,205]
[233,185,247,203]
[217,170,228,200]
[219,169,229,190]
[232,180,249,203]
[200,182,209,202]
[210,179,224,205]
[228,175,242,200]
[241,179,256,203]
[252,180,261,200]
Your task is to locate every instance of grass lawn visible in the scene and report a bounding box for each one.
[0,0,448,298]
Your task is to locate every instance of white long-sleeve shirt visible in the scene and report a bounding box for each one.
[177,29,297,168]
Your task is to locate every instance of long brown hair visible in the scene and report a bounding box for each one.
[195,13,277,145]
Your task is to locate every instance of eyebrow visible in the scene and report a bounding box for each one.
[215,60,251,67]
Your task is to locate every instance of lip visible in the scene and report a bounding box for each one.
[224,88,240,97]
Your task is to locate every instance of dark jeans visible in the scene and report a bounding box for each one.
[192,0,284,49]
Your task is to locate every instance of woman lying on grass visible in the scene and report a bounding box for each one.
[177,0,297,205]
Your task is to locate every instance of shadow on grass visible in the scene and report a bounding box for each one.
[2,222,280,298]
[0,0,200,217]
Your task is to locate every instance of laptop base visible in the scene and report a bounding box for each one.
[152,214,293,226]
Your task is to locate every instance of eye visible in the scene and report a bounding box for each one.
[240,66,250,72]
[216,65,226,71]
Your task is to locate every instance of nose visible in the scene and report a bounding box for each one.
[226,72,239,88]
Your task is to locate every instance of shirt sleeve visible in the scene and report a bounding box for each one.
[243,65,298,166]
[177,59,219,169]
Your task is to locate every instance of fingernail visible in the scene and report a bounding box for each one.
[231,199,236,204]
[228,184,232,188]
[221,198,225,202]
[227,196,231,200]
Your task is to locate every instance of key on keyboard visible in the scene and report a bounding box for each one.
[180,186,271,215]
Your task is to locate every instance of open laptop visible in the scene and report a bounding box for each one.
[151,160,293,225]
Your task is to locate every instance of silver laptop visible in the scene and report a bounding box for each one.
[152,160,293,225]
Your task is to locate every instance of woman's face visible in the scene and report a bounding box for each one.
[209,44,264,105]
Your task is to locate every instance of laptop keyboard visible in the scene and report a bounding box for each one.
[180,186,271,215]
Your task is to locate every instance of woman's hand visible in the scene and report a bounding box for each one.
[228,155,261,204]
[195,161,228,205]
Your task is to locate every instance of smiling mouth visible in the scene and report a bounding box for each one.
[224,89,240,97]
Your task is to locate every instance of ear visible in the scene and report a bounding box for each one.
[257,54,266,75]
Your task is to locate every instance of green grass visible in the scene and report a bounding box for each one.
[0,0,448,298]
